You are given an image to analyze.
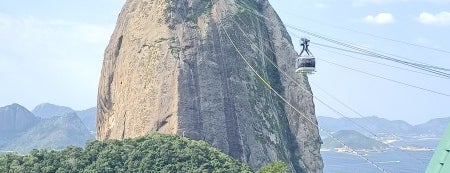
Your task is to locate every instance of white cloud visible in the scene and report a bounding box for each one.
[417,11,450,25]
[363,13,395,24]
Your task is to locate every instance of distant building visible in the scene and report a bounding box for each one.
[426,122,450,173]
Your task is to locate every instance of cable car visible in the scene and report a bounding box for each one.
[295,38,316,74]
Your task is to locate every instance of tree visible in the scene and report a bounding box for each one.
[0,133,255,172]
[258,161,289,173]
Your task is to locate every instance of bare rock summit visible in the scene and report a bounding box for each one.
[97,0,323,172]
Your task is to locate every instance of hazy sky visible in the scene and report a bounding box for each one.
[0,0,449,124]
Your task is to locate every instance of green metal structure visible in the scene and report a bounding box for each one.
[426,122,450,173]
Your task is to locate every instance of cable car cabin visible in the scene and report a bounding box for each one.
[296,38,316,74]
[295,55,316,74]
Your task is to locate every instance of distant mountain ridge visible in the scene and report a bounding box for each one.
[32,103,96,133]
[318,116,449,137]
[414,117,450,136]
[32,103,75,118]
[322,130,389,151]
[0,103,38,135]
[0,104,39,147]
[75,107,96,133]
[0,103,96,153]
[2,113,92,153]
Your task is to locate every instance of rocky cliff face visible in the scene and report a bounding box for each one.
[97,0,322,172]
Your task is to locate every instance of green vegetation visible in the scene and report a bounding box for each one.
[257,161,288,173]
[167,37,181,59]
[0,133,254,173]
[202,1,213,16]
[256,74,271,89]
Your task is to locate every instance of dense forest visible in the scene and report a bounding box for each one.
[0,133,287,173]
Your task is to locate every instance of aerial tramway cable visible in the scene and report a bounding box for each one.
[235,0,450,76]
[286,25,450,77]
[285,30,449,79]
[218,22,390,173]
[285,29,450,97]
[233,0,450,98]
[232,15,381,139]
[231,1,431,166]
[308,80,428,165]
[220,1,447,172]
[217,7,389,173]
[317,56,450,97]
[232,11,427,164]
[311,42,448,79]
[277,12,450,55]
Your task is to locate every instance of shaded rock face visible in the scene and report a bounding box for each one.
[97,0,322,172]
[0,103,38,136]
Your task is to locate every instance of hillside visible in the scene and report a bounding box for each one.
[0,104,39,147]
[414,117,450,136]
[2,113,93,154]
[30,103,97,133]
[0,134,254,173]
[32,103,75,118]
[32,103,96,133]
[75,107,96,133]
[0,103,94,153]
[322,130,389,151]
[318,116,449,137]
[0,104,38,135]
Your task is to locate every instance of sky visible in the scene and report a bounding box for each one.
[0,0,449,124]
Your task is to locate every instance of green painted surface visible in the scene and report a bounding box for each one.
[426,122,450,173]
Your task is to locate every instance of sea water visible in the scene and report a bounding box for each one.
[322,138,439,173]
